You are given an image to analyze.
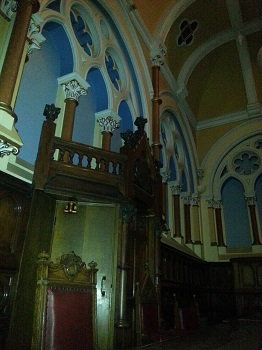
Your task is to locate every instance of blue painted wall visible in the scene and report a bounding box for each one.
[222,177,252,248]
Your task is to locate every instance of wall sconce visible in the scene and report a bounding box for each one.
[64,200,77,214]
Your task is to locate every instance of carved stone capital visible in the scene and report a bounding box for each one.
[150,41,166,66]
[245,196,257,206]
[170,184,182,195]
[190,196,199,206]
[213,199,223,209]
[97,116,120,133]
[1,0,18,19]
[206,198,214,208]
[58,73,90,102]
[182,196,191,205]
[63,80,87,101]
[160,167,171,182]
[27,15,45,56]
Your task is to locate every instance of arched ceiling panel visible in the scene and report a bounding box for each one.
[247,31,262,105]
[186,40,247,120]
[165,0,231,80]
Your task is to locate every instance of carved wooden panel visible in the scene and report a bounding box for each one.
[0,172,31,347]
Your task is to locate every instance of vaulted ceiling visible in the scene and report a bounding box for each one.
[132,0,262,130]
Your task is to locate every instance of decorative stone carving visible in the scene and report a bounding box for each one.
[170,184,183,195]
[27,17,41,55]
[160,168,171,182]
[213,199,223,209]
[182,196,191,205]
[206,198,214,208]
[150,41,166,66]
[197,168,204,179]
[0,139,18,157]
[62,79,87,101]
[245,196,257,206]
[190,196,199,206]
[97,116,120,133]
[1,0,18,19]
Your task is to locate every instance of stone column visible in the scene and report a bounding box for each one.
[190,196,201,243]
[58,73,89,141]
[245,196,261,245]
[97,116,120,151]
[0,0,39,106]
[151,63,162,163]
[207,199,217,245]
[183,196,192,244]
[170,183,182,238]
[0,0,40,154]
[213,199,226,247]
[116,203,136,328]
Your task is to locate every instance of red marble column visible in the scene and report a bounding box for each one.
[61,99,78,141]
[214,200,226,247]
[246,196,261,245]
[151,65,162,162]
[171,184,182,238]
[0,0,40,110]
[183,197,192,244]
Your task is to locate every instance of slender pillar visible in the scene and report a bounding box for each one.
[214,200,226,247]
[207,199,217,245]
[0,0,40,107]
[151,64,162,163]
[97,116,120,151]
[246,196,261,245]
[191,196,201,243]
[183,196,192,244]
[0,0,39,154]
[171,184,182,237]
[116,203,136,328]
[58,77,89,141]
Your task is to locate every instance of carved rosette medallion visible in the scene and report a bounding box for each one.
[60,251,85,280]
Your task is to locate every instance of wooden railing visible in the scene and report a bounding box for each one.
[52,137,126,176]
[34,119,127,198]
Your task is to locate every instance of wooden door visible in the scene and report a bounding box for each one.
[51,202,119,350]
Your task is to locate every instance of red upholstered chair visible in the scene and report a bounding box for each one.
[31,251,99,350]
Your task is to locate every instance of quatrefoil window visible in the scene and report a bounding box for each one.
[233,152,260,175]
[177,19,198,46]
[105,52,120,90]
[70,11,93,56]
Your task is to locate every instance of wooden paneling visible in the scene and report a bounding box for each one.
[0,171,31,348]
